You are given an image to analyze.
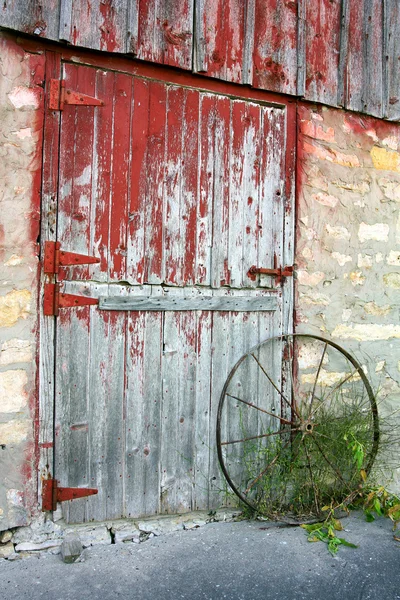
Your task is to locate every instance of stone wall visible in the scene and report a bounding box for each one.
[0,33,44,530]
[297,104,400,488]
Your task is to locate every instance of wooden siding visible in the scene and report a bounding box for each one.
[2,0,400,120]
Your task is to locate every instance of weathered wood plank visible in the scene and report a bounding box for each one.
[194,0,247,83]
[39,50,61,504]
[0,0,61,39]
[341,0,384,118]
[161,296,196,513]
[252,0,298,96]
[210,95,230,288]
[144,82,167,284]
[99,295,278,312]
[304,0,341,106]
[135,0,194,69]
[109,72,132,280]
[60,0,128,52]
[126,78,149,285]
[384,0,400,121]
[164,86,185,285]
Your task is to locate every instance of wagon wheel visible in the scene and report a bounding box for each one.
[216,334,379,520]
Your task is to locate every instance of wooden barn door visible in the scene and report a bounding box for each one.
[50,61,295,523]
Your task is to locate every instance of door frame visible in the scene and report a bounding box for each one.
[38,41,297,511]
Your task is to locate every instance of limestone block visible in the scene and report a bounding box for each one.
[312,192,339,208]
[332,324,400,341]
[378,178,400,202]
[0,290,31,328]
[325,225,351,240]
[332,252,352,266]
[297,270,325,286]
[387,251,400,266]
[0,541,14,559]
[0,530,12,543]
[64,525,110,548]
[0,339,32,365]
[371,146,400,172]
[384,273,400,288]
[0,370,28,412]
[364,302,391,317]
[15,540,62,552]
[60,534,83,563]
[358,223,389,242]
[0,420,30,445]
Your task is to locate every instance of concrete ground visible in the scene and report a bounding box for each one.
[1,512,400,600]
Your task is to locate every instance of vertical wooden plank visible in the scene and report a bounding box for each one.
[304,0,341,106]
[161,298,197,513]
[126,0,139,53]
[364,0,384,118]
[108,72,132,281]
[242,102,262,287]
[297,0,306,97]
[144,81,167,284]
[59,0,73,42]
[228,100,246,288]
[58,63,95,282]
[90,68,115,283]
[252,0,298,96]
[39,50,61,499]
[210,95,231,288]
[0,0,61,40]
[193,310,212,509]
[194,0,247,83]
[282,99,296,337]
[384,0,400,121]
[257,107,285,285]
[63,0,128,52]
[125,288,163,517]
[196,94,214,286]
[136,0,194,69]
[126,78,149,285]
[181,89,200,286]
[56,305,91,523]
[341,0,383,117]
[164,86,184,286]
[86,285,126,521]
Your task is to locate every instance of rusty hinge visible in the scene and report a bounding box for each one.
[44,283,99,316]
[49,79,104,111]
[44,241,100,275]
[248,265,294,285]
[42,478,98,511]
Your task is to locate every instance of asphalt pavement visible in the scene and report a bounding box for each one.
[1,512,399,600]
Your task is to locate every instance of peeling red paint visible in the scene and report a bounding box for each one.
[99,0,118,52]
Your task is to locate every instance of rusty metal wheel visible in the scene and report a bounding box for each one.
[216,334,379,520]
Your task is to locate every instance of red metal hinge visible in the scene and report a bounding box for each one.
[49,79,104,111]
[44,283,99,316]
[42,478,98,512]
[44,241,100,275]
[248,265,294,285]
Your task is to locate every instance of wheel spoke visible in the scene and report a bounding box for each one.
[244,437,291,495]
[309,342,328,415]
[310,369,359,418]
[310,435,351,491]
[221,428,299,446]
[250,352,300,419]
[303,437,320,514]
[226,393,293,425]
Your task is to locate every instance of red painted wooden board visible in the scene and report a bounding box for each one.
[303,0,341,107]
[252,0,298,96]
